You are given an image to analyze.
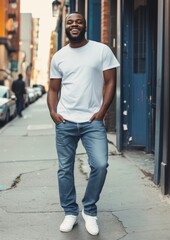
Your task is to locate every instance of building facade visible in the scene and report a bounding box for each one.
[0,0,21,86]
[19,13,33,86]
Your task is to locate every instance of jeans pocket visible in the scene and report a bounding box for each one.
[92,119,104,125]
[56,121,65,126]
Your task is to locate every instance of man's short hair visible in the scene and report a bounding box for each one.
[66,12,86,27]
[18,73,23,79]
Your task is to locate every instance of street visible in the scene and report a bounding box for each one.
[0,94,170,240]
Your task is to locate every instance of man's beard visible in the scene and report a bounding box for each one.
[65,28,86,43]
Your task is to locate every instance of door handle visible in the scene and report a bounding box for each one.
[123,43,128,54]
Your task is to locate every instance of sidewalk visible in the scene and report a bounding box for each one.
[0,95,170,240]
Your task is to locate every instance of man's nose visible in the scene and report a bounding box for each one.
[71,21,78,26]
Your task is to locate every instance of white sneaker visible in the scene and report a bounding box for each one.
[60,215,78,232]
[82,210,99,235]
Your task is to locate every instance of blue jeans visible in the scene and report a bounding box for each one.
[55,120,108,216]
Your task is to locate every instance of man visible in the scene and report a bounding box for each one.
[12,73,26,117]
[47,12,119,235]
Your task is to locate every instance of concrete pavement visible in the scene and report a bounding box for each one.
[0,94,170,240]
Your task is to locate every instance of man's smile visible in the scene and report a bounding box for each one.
[70,28,80,34]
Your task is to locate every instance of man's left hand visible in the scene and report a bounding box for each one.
[89,112,105,122]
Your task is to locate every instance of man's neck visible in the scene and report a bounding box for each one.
[69,39,88,48]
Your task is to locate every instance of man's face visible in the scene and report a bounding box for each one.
[65,13,86,43]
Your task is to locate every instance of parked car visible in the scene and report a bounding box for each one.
[23,88,30,108]
[26,87,37,104]
[33,84,46,94]
[32,86,42,98]
[0,86,17,124]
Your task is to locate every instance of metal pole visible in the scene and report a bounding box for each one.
[153,0,164,185]
[161,0,170,194]
[116,0,123,151]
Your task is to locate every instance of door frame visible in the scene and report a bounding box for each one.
[116,0,158,152]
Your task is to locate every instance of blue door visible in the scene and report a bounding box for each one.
[87,0,101,41]
[122,0,157,152]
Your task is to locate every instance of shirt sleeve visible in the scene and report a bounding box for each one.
[102,45,120,71]
[50,54,63,79]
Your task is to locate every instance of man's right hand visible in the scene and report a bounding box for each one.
[50,112,65,124]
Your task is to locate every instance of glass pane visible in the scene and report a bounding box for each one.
[133,0,147,73]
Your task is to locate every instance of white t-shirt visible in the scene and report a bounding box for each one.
[50,40,120,123]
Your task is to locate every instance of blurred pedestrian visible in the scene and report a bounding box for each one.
[12,73,26,117]
[47,12,119,235]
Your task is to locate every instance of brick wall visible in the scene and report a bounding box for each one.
[101,0,109,44]
[101,0,116,132]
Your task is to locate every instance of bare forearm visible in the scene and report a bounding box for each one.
[99,80,115,117]
[47,79,65,123]
[47,88,58,115]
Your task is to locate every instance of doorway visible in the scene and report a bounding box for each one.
[122,0,157,152]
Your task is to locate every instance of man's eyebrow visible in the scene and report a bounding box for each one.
[66,18,83,22]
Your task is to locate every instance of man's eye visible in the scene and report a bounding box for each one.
[66,20,83,24]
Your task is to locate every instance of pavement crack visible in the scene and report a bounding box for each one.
[111,212,128,239]
[2,210,62,214]
[0,158,56,164]
[10,174,22,189]
[78,157,89,180]
[117,234,128,240]
[0,168,51,192]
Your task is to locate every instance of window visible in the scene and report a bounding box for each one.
[133,0,147,73]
